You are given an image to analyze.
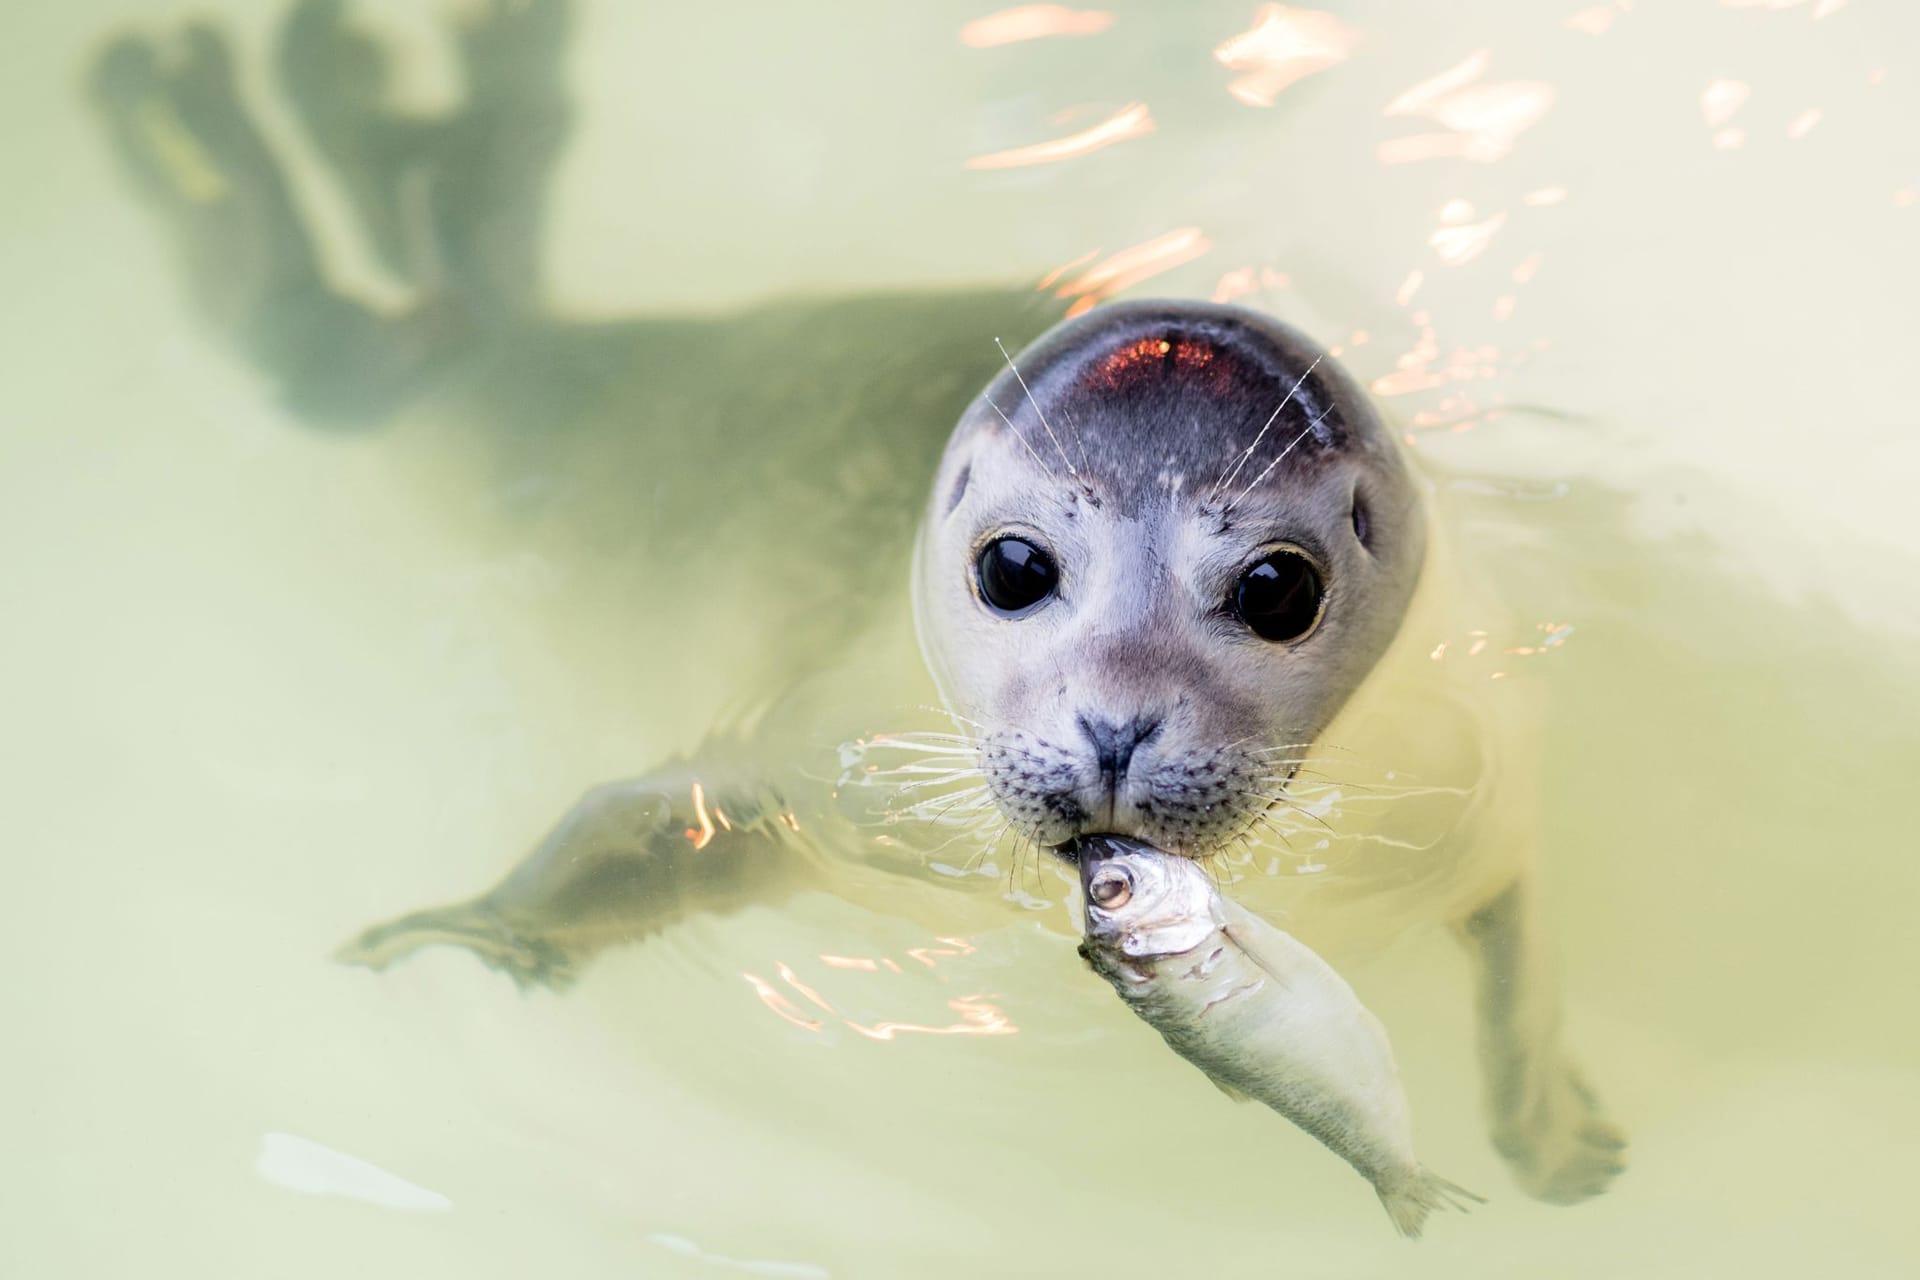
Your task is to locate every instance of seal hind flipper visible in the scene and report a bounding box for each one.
[87,22,445,426]
[335,900,579,991]
[278,0,570,311]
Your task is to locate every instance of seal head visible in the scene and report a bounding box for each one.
[913,301,1425,856]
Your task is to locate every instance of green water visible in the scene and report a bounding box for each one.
[4,1,1918,1276]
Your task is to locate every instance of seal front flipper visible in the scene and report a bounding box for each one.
[1454,877,1628,1203]
[335,765,815,991]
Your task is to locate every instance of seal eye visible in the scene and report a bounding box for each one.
[1235,549,1325,642]
[1088,867,1132,909]
[976,536,1057,616]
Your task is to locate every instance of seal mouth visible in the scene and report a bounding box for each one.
[1056,831,1218,866]
[1053,834,1106,865]
[1056,832,1152,865]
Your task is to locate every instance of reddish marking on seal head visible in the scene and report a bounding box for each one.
[1088,335,1242,394]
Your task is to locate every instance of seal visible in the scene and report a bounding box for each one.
[334,302,1624,1205]
[92,0,1624,1209]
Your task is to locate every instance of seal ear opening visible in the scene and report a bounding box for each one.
[945,461,973,516]
[1350,489,1372,552]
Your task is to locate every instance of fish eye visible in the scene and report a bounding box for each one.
[1234,547,1325,642]
[976,536,1058,616]
[1088,867,1133,909]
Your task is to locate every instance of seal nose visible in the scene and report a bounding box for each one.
[1077,713,1164,796]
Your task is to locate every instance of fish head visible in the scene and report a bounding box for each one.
[1078,835,1219,961]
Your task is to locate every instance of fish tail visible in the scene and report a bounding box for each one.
[1376,1167,1487,1239]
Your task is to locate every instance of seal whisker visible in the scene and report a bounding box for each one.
[1247,765,1362,784]
[1249,741,1356,754]
[868,757,984,775]
[900,811,994,838]
[882,775,988,806]
[913,826,976,857]
[914,794,999,829]
[1227,404,1338,514]
[995,336,1081,480]
[984,393,1058,476]
[1060,400,1093,477]
[922,803,999,827]
[874,763,988,780]
[918,705,999,736]
[913,802,1006,852]
[864,755,982,776]
[940,806,1005,841]
[1246,810,1297,854]
[922,816,1009,870]
[890,794,986,817]
[1252,792,1339,835]
[962,817,1016,876]
[864,752,982,767]
[917,781,993,809]
[873,766,985,785]
[1269,769,1348,790]
[892,779,991,802]
[887,775,990,817]
[1247,754,1358,766]
[1287,785,1474,803]
[861,733,982,749]
[923,789,995,811]
[1024,833,1053,894]
[1257,769,1465,800]
[1209,354,1323,504]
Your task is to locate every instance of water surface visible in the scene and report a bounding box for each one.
[4,1,1918,1276]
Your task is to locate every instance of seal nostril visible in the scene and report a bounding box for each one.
[1078,714,1165,787]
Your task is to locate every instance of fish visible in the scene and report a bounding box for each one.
[1076,835,1483,1237]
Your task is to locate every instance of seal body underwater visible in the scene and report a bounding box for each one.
[90,0,1624,1206]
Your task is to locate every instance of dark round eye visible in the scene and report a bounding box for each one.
[1235,549,1325,642]
[976,536,1058,616]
